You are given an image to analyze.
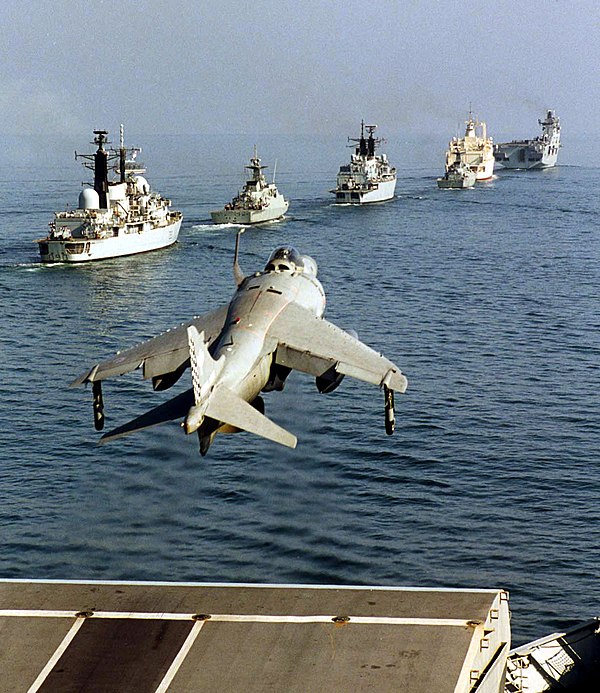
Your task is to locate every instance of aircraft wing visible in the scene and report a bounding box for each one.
[269,304,407,392]
[71,305,229,386]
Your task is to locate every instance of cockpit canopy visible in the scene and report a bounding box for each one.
[264,246,318,277]
[265,246,304,273]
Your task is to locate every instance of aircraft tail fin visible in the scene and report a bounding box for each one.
[206,385,297,449]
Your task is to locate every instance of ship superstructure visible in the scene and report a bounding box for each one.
[332,121,397,204]
[494,110,561,169]
[211,148,289,224]
[37,127,182,263]
[445,113,495,181]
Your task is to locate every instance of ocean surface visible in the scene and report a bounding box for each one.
[0,131,598,645]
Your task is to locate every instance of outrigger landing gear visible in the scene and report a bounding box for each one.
[92,381,105,431]
[384,385,395,435]
[199,435,211,457]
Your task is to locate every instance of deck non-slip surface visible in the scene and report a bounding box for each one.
[0,581,508,692]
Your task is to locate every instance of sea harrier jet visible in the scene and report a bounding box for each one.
[72,232,407,455]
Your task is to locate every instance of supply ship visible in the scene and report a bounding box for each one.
[331,121,397,204]
[210,148,289,224]
[494,110,561,169]
[445,112,495,181]
[37,127,182,263]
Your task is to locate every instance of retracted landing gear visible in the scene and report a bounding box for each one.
[92,381,105,431]
[384,385,395,435]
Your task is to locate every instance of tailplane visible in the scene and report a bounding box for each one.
[100,322,296,453]
[205,385,297,449]
[100,389,194,444]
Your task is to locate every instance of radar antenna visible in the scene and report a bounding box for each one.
[348,120,384,157]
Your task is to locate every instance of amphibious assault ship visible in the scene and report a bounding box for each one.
[494,110,561,170]
[331,121,397,204]
[37,127,182,263]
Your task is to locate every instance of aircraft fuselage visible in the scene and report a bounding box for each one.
[210,267,326,404]
[73,240,407,455]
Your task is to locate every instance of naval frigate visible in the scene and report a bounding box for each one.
[37,127,182,263]
[494,110,561,169]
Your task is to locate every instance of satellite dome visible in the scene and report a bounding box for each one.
[134,175,150,194]
[78,188,100,210]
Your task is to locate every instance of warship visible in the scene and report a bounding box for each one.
[0,580,511,692]
[504,617,600,692]
[37,127,182,263]
[1,577,598,691]
[331,121,397,204]
[437,162,476,189]
[445,112,495,181]
[494,111,561,169]
[210,148,289,224]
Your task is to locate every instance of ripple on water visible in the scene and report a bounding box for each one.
[1,149,599,644]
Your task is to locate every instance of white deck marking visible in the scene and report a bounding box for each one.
[154,621,204,693]
[0,609,470,627]
[0,578,501,594]
[26,617,85,693]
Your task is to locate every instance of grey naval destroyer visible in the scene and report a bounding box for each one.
[211,148,289,224]
[494,110,561,170]
[37,127,182,263]
[332,121,397,204]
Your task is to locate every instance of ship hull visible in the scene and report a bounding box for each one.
[332,177,397,204]
[38,216,182,263]
[210,200,289,225]
[471,156,495,181]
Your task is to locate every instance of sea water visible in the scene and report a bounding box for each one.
[0,132,598,644]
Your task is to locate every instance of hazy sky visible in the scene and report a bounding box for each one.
[2,0,598,136]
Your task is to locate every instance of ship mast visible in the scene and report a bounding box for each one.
[246,145,268,182]
[93,131,109,208]
[119,124,126,183]
[75,130,114,209]
[365,124,378,157]
[349,120,381,157]
[75,127,143,209]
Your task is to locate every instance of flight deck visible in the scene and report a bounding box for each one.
[0,580,509,692]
